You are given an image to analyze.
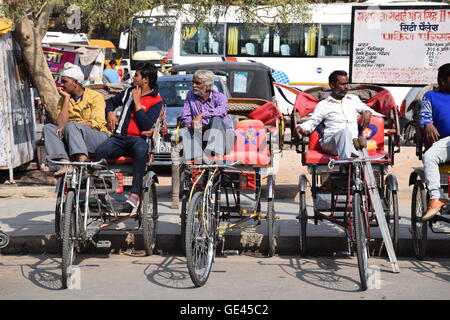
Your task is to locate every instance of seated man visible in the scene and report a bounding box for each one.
[43,63,110,176]
[296,70,377,159]
[179,69,234,162]
[419,63,450,221]
[95,63,163,211]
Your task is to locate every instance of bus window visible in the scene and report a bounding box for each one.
[272,24,317,57]
[181,24,225,55]
[227,23,317,57]
[227,23,270,57]
[319,24,350,57]
[132,18,174,53]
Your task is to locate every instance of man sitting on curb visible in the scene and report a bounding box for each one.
[419,63,450,221]
[43,62,110,177]
[95,63,163,211]
[295,70,378,159]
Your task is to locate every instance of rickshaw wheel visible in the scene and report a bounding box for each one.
[185,191,215,287]
[298,175,308,257]
[353,191,369,291]
[0,230,10,249]
[54,190,64,251]
[385,178,399,254]
[267,199,276,257]
[411,180,428,260]
[141,179,158,256]
[180,169,190,256]
[61,190,77,289]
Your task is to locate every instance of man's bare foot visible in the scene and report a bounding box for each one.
[54,165,74,177]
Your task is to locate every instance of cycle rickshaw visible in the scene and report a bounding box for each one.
[408,85,450,259]
[180,98,284,287]
[291,84,401,290]
[50,84,165,289]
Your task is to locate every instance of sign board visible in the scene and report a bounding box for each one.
[42,46,79,86]
[350,5,450,86]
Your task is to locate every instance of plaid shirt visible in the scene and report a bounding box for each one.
[181,90,233,129]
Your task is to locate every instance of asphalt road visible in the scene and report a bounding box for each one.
[0,254,449,300]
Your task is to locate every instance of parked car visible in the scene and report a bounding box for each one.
[399,84,436,146]
[153,74,231,165]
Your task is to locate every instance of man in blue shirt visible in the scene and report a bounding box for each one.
[419,63,450,220]
[103,60,120,84]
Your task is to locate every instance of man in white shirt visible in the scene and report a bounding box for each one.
[296,70,376,159]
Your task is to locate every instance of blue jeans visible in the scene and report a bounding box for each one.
[95,134,148,194]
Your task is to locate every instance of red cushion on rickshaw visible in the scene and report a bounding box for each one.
[223,122,270,166]
[305,116,387,164]
[107,156,134,164]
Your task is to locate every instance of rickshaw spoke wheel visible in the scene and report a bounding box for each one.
[185,191,215,287]
[353,191,369,291]
[298,188,307,257]
[61,190,77,289]
[141,179,158,256]
[411,180,428,259]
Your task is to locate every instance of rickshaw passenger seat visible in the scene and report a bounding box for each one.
[305,115,388,164]
[223,119,270,166]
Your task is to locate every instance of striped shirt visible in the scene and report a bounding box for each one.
[181,90,233,129]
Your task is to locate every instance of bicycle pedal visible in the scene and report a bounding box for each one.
[223,250,239,256]
[333,251,351,257]
[95,240,111,248]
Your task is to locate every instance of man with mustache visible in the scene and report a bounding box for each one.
[180,69,234,162]
[296,70,376,159]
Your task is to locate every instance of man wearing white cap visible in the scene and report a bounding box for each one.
[43,63,111,176]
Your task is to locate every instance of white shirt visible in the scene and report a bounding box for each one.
[298,94,381,143]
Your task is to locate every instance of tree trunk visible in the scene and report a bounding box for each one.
[12,1,60,124]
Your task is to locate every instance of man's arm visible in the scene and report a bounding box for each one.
[135,100,164,132]
[296,103,324,135]
[105,89,126,132]
[84,91,107,131]
[181,91,195,128]
[420,92,440,144]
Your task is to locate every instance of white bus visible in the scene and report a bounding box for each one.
[128,0,447,113]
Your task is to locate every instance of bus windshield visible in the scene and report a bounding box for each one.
[131,17,174,67]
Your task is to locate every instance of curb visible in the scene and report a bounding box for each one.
[2,233,449,258]
[0,184,416,201]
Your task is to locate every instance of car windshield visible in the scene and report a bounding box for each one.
[159,79,225,127]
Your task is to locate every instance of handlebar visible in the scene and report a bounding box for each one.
[47,159,107,167]
[188,160,243,170]
[328,153,387,169]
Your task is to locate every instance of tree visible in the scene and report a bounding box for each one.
[4,0,314,123]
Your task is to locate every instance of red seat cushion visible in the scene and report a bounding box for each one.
[106,156,134,164]
[223,122,270,167]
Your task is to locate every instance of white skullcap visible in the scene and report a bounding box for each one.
[60,62,84,84]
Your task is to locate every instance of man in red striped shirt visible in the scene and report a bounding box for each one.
[95,63,163,210]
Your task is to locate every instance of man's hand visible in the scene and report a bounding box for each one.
[359,110,372,128]
[58,87,70,99]
[55,126,64,139]
[132,87,143,111]
[107,111,118,132]
[296,125,307,136]
[425,123,440,145]
[192,114,203,130]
